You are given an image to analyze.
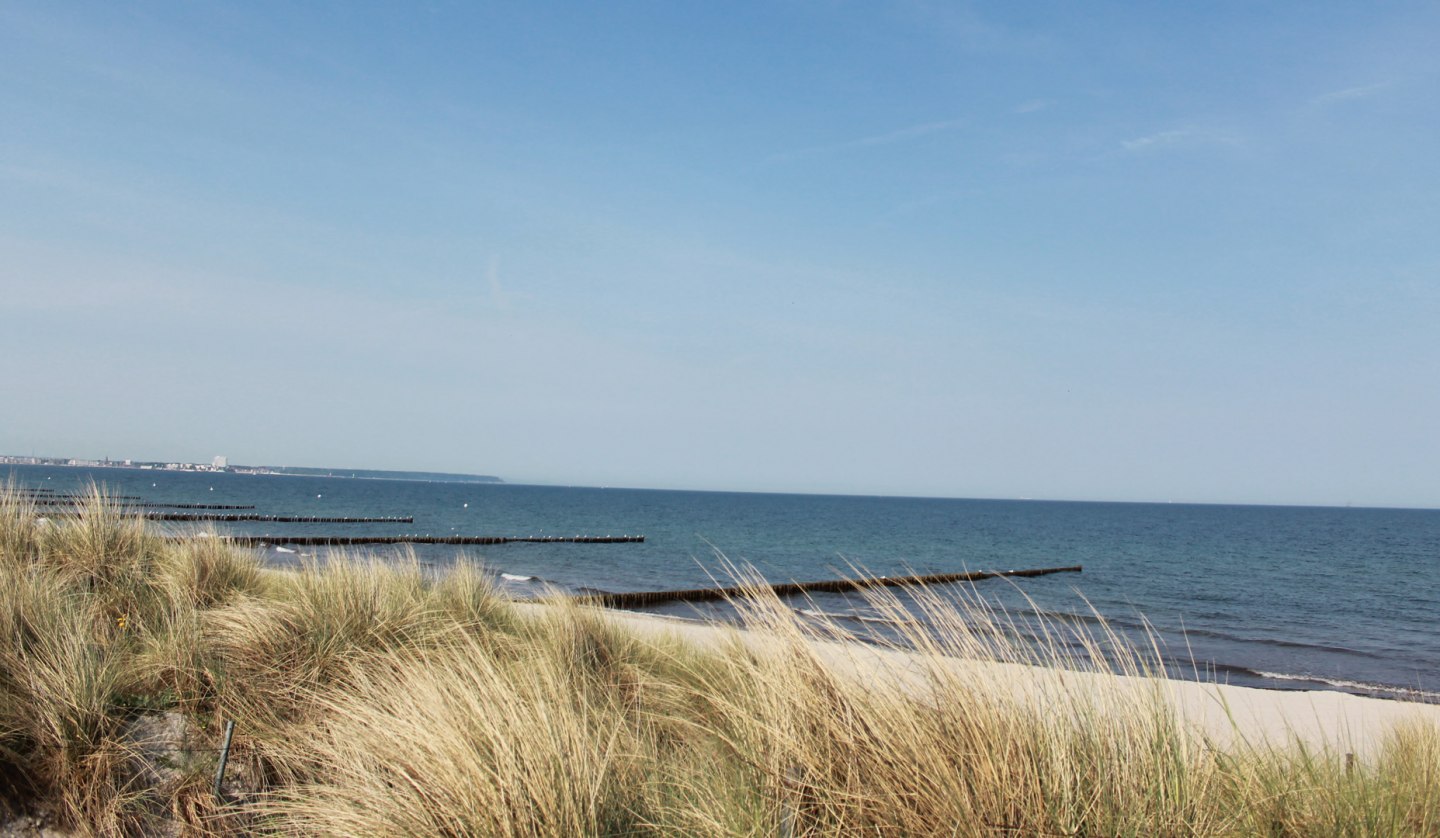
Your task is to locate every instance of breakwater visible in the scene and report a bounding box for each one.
[20,492,143,501]
[572,565,1083,608]
[143,514,416,523]
[29,500,257,510]
[217,534,645,546]
[40,511,416,523]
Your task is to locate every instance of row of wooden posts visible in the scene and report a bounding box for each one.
[29,499,258,510]
[40,511,416,523]
[18,491,143,500]
[218,534,645,546]
[571,565,1083,608]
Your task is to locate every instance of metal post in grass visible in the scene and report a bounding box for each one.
[213,720,236,799]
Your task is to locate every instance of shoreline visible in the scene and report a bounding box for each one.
[587,599,1439,706]
[592,606,1440,757]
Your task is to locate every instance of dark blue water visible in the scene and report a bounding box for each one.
[8,465,1439,702]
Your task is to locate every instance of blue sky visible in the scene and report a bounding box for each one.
[2,1,1437,506]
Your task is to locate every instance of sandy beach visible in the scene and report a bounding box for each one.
[598,607,1440,758]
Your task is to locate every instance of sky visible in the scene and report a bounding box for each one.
[2,1,1438,507]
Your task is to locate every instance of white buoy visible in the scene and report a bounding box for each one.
[463,502,468,508]
[317,494,322,498]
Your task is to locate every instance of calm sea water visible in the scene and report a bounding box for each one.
[8,464,1439,702]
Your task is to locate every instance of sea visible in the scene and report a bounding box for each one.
[6,464,1438,703]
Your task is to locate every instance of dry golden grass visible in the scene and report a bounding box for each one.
[0,484,1435,836]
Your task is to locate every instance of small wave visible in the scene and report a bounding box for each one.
[1019,607,1151,633]
[501,572,535,582]
[1172,627,1381,659]
[1160,657,1267,681]
[1178,656,1440,702]
[1251,671,1440,702]
[1011,607,1384,660]
[795,607,916,626]
[274,546,297,554]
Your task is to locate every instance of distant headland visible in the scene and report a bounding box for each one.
[0,454,503,485]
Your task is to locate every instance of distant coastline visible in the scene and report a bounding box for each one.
[0,455,503,485]
[258,465,504,484]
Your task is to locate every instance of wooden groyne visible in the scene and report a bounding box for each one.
[144,514,415,523]
[29,500,257,510]
[40,511,413,523]
[141,502,258,510]
[218,534,645,546]
[19,492,143,501]
[573,565,1082,609]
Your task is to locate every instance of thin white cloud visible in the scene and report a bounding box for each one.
[1121,129,1191,151]
[1012,98,1056,114]
[766,118,964,163]
[1120,127,1241,153]
[853,118,965,147]
[877,191,963,223]
[1312,81,1392,105]
[907,5,1052,57]
[487,256,512,312]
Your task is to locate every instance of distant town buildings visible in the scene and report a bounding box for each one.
[0,454,236,473]
[0,455,502,484]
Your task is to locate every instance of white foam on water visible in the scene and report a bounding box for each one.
[1252,670,1440,702]
[795,607,913,626]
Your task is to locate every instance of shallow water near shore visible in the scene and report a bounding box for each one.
[8,464,1438,702]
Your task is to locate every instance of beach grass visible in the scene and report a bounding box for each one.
[0,484,1436,835]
